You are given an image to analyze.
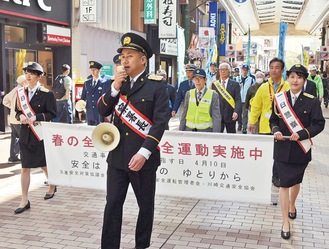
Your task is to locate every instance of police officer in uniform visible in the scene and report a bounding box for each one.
[81,61,107,125]
[98,33,168,249]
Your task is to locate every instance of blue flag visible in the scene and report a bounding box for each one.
[278,21,287,79]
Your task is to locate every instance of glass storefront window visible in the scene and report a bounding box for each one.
[4,25,26,43]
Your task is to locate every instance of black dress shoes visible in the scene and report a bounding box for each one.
[44,186,57,200]
[14,200,30,214]
[288,208,297,219]
[281,223,291,240]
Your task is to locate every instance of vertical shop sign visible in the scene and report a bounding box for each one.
[144,0,156,24]
[159,0,177,38]
[219,11,227,58]
[208,2,218,36]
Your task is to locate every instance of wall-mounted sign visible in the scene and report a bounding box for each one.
[160,39,178,56]
[144,0,157,24]
[80,0,99,23]
[159,0,177,38]
[40,24,71,45]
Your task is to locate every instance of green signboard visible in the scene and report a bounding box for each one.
[144,0,156,24]
[101,64,113,76]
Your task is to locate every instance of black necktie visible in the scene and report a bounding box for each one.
[93,80,96,87]
[189,81,193,89]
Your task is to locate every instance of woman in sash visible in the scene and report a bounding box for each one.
[270,64,325,239]
[14,62,57,214]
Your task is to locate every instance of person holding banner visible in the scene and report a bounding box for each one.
[98,32,168,249]
[211,62,241,133]
[14,62,57,214]
[270,64,325,240]
[248,58,290,187]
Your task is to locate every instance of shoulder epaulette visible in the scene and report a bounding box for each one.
[147,75,163,81]
[39,86,49,93]
[303,92,314,99]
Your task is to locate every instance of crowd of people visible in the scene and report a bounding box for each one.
[0,31,328,247]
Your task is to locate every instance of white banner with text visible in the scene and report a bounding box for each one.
[42,123,273,204]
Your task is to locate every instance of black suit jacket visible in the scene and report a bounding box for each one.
[270,90,325,163]
[212,78,241,123]
[304,79,317,96]
[98,71,168,171]
[16,87,57,144]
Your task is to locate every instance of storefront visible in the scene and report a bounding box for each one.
[0,0,72,131]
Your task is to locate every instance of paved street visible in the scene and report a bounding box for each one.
[1,107,329,249]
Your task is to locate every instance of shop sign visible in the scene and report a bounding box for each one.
[80,0,99,23]
[160,39,178,56]
[159,0,177,38]
[0,0,71,26]
[144,0,156,24]
[41,25,71,45]
[2,0,51,11]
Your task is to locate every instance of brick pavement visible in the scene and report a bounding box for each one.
[0,107,329,249]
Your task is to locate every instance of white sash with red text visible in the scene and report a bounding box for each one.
[274,91,312,153]
[17,87,43,141]
[114,94,153,139]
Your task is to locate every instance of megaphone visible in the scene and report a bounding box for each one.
[75,100,86,112]
[91,123,120,152]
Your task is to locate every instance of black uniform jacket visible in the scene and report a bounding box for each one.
[270,90,325,164]
[16,86,57,144]
[98,71,168,171]
[212,78,241,123]
[304,79,317,96]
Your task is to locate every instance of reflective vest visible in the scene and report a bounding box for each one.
[186,89,214,130]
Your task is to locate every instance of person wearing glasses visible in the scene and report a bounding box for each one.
[211,62,241,133]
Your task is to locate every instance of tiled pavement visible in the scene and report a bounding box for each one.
[1,107,329,249]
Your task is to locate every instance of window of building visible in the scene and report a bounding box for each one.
[4,25,26,43]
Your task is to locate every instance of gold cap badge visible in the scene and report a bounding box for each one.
[123,36,131,45]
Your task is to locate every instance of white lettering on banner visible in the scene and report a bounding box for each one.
[47,34,71,45]
[42,123,273,204]
[209,13,216,28]
[2,0,51,11]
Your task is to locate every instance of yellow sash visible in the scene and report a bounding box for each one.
[213,80,235,108]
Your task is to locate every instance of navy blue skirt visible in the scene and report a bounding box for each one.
[19,141,47,168]
[276,161,308,188]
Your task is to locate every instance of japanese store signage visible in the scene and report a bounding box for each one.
[159,0,177,38]
[144,0,157,24]
[208,2,218,36]
[219,11,227,58]
[42,123,273,204]
[40,24,71,46]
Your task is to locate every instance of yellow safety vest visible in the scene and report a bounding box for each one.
[186,89,214,130]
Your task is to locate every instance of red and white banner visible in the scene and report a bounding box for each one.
[43,25,71,45]
[42,123,273,204]
[226,44,236,58]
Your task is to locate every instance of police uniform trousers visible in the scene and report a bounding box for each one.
[276,161,308,188]
[101,166,157,249]
[19,141,47,168]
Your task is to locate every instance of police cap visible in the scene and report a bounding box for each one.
[234,67,240,72]
[192,68,206,78]
[210,62,217,67]
[241,64,249,70]
[89,61,103,69]
[185,64,197,71]
[287,64,309,78]
[117,32,153,59]
[23,62,45,76]
[113,54,121,64]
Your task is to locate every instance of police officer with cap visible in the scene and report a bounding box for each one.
[14,62,57,214]
[172,63,196,117]
[81,60,109,125]
[206,62,217,87]
[179,68,221,132]
[98,32,168,249]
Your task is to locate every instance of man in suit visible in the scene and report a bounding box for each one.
[179,68,221,132]
[81,61,110,125]
[98,32,168,249]
[156,69,176,130]
[211,62,241,133]
[304,78,317,96]
[235,64,255,133]
[171,64,196,118]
